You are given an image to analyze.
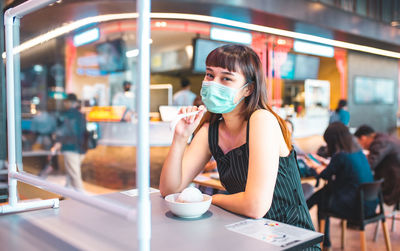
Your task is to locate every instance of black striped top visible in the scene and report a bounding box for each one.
[208,118,319,250]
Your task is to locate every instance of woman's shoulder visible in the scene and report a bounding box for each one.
[333,150,365,162]
[249,109,282,135]
[250,109,278,123]
[249,109,281,131]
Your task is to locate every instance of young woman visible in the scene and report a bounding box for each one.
[307,122,376,248]
[160,45,317,248]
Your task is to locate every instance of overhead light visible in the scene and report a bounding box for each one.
[210,27,252,44]
[31,96,40,105]
[293,40,334,57]
[73,27,100,47]
[155,21,167,27]
[33,64,44,72]
[185,45,193,60]
[126,49,139,58]
[277,39,287,45]
[155,13,400,58]
[3,12,400,59]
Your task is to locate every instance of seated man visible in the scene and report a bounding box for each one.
[355,125,400,205]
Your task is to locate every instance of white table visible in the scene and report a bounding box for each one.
[0,191,323,250]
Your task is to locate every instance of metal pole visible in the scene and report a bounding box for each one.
[6,172,136,220]
[7,0,57,18]
[136,0,151,250]
[0,0,6,167]
[13,18,23,172]
[4,14,18,207]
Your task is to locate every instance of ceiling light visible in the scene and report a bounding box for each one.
[3,12,400,60]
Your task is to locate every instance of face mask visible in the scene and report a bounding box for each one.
[200,81,248,114]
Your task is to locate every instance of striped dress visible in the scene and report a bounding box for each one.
[208,119,320,250]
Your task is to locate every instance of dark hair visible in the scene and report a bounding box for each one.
[335,99,347,113]
[354,124,375,138]
[66,93,78,102]
[181,79,190,88]
[196,44,292,150]
[323,122,359,156]
[123,81,132,87]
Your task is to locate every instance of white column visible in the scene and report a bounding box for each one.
[136,0,151,250]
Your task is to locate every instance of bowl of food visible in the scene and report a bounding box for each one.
[165,187,212,218]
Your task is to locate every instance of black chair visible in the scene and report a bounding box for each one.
[318,179,391,251]
[374,199,400,241]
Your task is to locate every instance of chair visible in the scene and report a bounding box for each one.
[373,198,400,241]
[318,179,391,251]
[391,201,400,232]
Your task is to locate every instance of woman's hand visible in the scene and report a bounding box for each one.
[174,105,206,139]
[312,154,330,166]
[304,157,326,175]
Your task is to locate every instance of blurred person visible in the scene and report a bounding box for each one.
[30,106,57,150]
[285,119,306,155]
[329,99,350,126]
[30,105,59,177]
[112,81,135,112]
[173,78,196,106]
[307,122,376,248]
[285,119,316,200]
[354,124,400,205]
[51,93,87,192]
[160,44,318,250]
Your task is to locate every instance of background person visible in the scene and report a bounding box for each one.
[31,105,59,177]
[329,99,350,126]
[30,105,57,150]
[112,81,135,111]
[173,78,196,106]
[160,45,318,250]
[354,124,400,205]
[306,122,376,248]
[51,93,87,192]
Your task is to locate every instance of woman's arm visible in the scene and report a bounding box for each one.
[212,110,284,219]
[318,154,341,179]
[159,106,210,197]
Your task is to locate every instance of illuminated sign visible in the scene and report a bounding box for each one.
[293,40,334,58]
[210,27,252,44]
[87,106,127,122]
[73,28,100,47]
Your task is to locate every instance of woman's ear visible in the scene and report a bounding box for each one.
[244,83,255,97]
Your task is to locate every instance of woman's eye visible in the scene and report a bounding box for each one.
[223,77,232,81]
[206,73,214,78]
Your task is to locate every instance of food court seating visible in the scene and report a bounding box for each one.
[319,179,391,251]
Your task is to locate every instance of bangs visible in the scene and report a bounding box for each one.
[205,45,245,73]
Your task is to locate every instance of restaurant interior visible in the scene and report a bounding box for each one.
[1,0,400,250]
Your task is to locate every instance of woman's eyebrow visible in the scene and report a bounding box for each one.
[206,67,214,72]
[221,71,235,76]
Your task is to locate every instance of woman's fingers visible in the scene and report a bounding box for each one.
[193,106,206,124]
[177,105,205,125]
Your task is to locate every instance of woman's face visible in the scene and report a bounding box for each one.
[204,66,250,103]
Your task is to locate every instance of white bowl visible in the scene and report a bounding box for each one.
[165,193,212,218]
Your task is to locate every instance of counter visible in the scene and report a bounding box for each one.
[97,121,173,147]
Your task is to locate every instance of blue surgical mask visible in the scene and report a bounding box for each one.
[200,81,248,114]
